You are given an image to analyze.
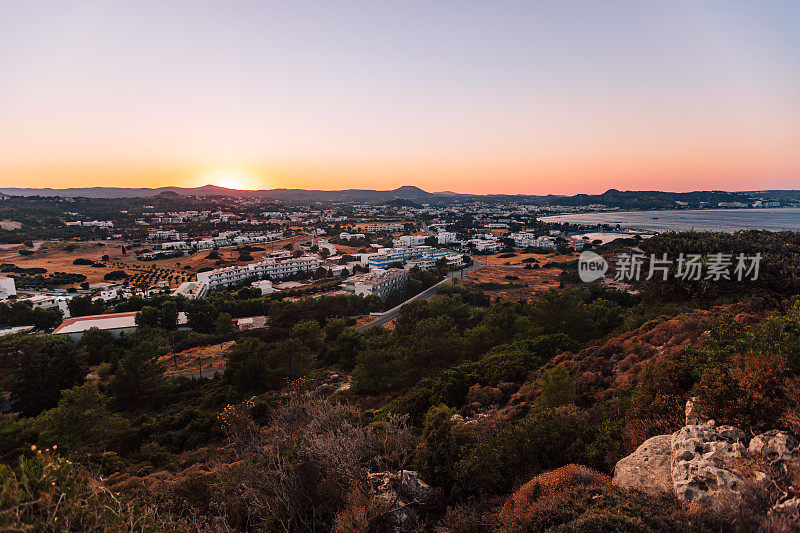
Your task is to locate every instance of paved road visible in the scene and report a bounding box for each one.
[356,261,482,331]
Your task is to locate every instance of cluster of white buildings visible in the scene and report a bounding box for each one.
[64,220,114,227]
[195,251,320,289]
[146,230,284,251]
[365,245,464,271]
[339,232,366,241]
[194,231,284,250]
[509,232,558,249]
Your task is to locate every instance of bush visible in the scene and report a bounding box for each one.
[104,270,127,281]
[497,465,726,532]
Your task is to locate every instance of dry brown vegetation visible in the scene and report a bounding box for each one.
[461,265,561,300]
[160,341,235,375]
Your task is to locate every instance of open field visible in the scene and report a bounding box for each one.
[0,220,21,230]
[160,341,234,375]
[461,264,561,300]
[474,252,577,266]
[0,240,130,285]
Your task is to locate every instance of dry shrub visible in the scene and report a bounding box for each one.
[497,464,609,529]
[332,488,389,533]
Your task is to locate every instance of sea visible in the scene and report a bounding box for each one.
[539,208,800,233]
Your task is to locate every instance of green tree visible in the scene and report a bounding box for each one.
[135,306,160,328]
[186,300,217,333]
[35,383,130,452]
[9,336,86,417]
[109,342,165,409]
[538,363,575,408]
[159,301,179,330]
[214,312,235,335]
[77,327,117,364]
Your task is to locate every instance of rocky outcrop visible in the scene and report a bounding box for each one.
[613,434,673,494]
[613,401,799,513]
[367,470,433,530]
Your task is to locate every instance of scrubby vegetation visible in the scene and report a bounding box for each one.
[0,230,799,531]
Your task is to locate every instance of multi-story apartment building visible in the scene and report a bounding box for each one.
[437,231,457,244]
[148,229,183,241]
[342,268,408,299]
[469,239,503,252]
[393,235,428,247]
[339,232,366,241]
[197,255,319,289]
[510,232,558,249]
[366,223,405,233]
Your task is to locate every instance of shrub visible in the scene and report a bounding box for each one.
[497,465,726,532]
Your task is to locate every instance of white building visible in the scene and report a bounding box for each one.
[339,232,365,241]
[342,268,407,299]
[251,279,278,295]
[53,311,188,341]
[393,235,428,247]
[197,255,320,289]
[0,277,16,299]
[437,231,457,244]
[21,294,71,318]
[173,281,209,299]
[470,239,503,253]
[366,223,405,233]
[148,229,183,241]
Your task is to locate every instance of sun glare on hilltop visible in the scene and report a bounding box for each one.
[200,170,264,190]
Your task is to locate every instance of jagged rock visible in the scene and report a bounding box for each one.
[614,399,800,515]
[749,430,798,463]
[612,434,673,494]
[685,396,701,425]
[368,471,420,530]
[671,422,748,505]
[400,470,432,501]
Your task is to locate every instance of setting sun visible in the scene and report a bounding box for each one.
[200,170,264,191]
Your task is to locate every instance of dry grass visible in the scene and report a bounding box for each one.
[462,264,561,300]
[475,252,576,267]
[160,341,234,375]
[0,240,129,285]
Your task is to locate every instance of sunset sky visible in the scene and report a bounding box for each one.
[1,1,799,194]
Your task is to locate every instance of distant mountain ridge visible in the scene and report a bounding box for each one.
[0,184,446,201]
[0,185,797,209]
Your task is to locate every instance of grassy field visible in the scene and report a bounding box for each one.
[462,263,561,300]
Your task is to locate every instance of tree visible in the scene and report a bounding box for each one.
[110,342,165,409]
[215,312,235,335]
[538,363,576,408]
[186,300,217,333]
[9,336,86,417]
[135,306,160,328]
[77,327,116,364]
[67,295,95,317]
[35,382,130,452]
[159,301,179,330]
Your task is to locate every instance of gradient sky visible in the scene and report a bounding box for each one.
[1,1,799,194]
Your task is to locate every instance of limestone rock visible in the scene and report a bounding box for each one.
[400,470,432,501]
[612,434,673,494]
[685,396,701,425]
[749,430,798,463]
[671,422,748,506]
